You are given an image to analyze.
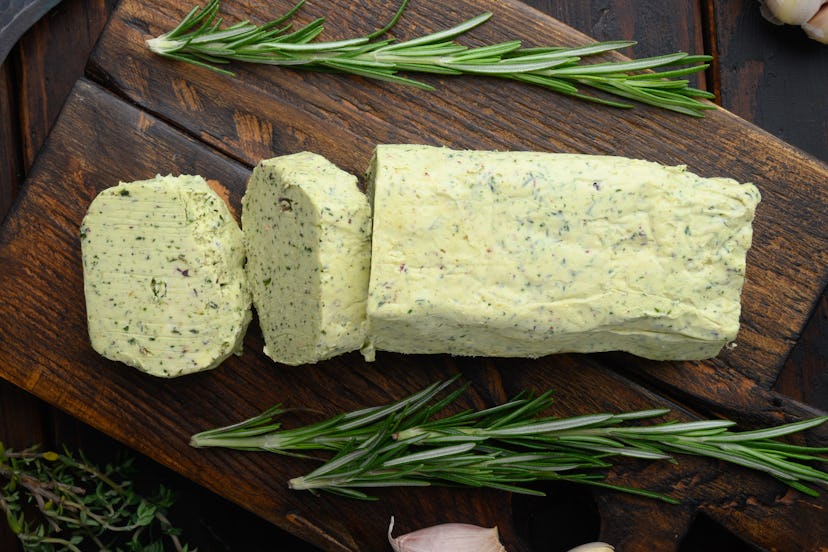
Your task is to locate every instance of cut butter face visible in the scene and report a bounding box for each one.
[364,145,761,361]
[241,152,372,366]
[80,174,252,377]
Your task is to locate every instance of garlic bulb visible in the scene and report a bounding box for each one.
[388,517,506,552]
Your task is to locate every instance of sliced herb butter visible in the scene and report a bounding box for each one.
[80,174,252,377]
[242,152,372,365]
[363,145,761,361]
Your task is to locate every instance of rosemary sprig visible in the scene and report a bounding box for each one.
[147,0,716,116]
[191,378,828,502]
[191,378,465,456]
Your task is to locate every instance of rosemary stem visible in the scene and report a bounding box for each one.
[145,37,184,52]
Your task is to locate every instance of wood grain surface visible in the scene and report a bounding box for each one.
[1,0,827,551]
[0,62,21,220]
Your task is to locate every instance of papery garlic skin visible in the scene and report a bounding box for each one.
[764,0,825,24]
[803,4,828,42]
[388,517,506,552]
[566,543,615,552]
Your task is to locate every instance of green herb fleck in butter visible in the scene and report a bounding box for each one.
[242,152,372,365]
[363,145,761,361]
[80,174,252,377]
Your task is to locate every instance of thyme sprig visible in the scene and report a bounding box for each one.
[0,444,193,551]
[147,0,716,116]
[191,378,828,502]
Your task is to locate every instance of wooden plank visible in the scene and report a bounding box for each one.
[0,0,117,220]
[777,294,828,411]
[1,38,29,552]
[526,0,707,88]
[0,380,44,552]
[0,381,45,459]
[16,0,116,168]
[0,60,21,223]
[0,75,826,551]
[710,0,828,162]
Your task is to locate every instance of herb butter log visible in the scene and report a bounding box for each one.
[80,175,252,377]
[363,145,761,361]
[242,153,372,365]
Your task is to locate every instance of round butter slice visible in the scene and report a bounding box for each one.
[242,152,372,366]
[80,174,252,377]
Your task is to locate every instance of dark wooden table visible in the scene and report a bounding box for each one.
[1,1,827,551]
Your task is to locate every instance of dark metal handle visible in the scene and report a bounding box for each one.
[0,0,62,64]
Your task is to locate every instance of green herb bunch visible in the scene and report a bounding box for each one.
[0,443,193,551]
[191,377,828,502]
[147,0,716,116]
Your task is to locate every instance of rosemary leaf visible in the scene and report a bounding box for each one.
[698,416,828,442]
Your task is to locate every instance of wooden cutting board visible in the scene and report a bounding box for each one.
[1,0,826,550]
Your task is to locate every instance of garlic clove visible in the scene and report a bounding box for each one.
[803,3,828,42]
[763,0,826,25]
[566,543,615,552]
[388,517,506,552]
